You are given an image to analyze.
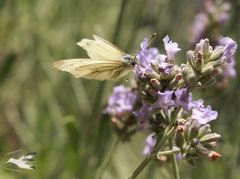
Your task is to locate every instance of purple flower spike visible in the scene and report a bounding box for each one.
[104,85,137,117]
[163,35,181,63]
[189,100,218,124]
[133,104,151,130]
[175,88,192,111]
[135,38,160,78]
[152,91,175,115]
[143,133,156,156]
[219,36,237,63]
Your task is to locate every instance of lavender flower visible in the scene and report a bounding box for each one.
[135,39,159,78]
[205,0,231,25]
[188,99,204,109]
[135,37,172,79]
[174,88,192,111]
[143,133,156,155]
[152,91,175,115]
[189,100,218,124]
[133,104,151,130]
[104,85,137,117]
[158,62,173,77]
[163,35,181,63]
[190,13,209,43]
[219,36,237,63]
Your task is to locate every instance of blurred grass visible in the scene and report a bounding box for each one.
[0,0,239,178]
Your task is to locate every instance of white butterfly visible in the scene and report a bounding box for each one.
[53,35,135,80]
[6,152,36,170]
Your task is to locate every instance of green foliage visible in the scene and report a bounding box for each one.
[0,0,239,178]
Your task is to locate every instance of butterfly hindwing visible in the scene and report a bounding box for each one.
[53,58,130,80]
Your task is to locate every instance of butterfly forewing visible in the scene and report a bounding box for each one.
[77,35,125,60]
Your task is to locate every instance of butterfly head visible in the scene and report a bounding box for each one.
[122,54,136,66]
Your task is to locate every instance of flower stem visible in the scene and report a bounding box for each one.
[169,139,181,179]
[128,126,176,179]
[128,156,151,179]
[171,153,180,179]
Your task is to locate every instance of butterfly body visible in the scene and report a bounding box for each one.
[53,35,134,80]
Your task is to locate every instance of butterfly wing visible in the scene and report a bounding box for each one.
[53,58,132,80]
[77,34,126,60]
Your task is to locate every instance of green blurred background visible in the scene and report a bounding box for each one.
[0,0,240,178]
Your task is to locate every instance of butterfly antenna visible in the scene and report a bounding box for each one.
[132,33,157,64]
[147,33,157,45]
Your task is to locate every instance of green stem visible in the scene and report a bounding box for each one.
[172,153,180,179]
[96,138,120,179]
[128,126,176,179]
[128,156,151,179]
[169,139,180,179]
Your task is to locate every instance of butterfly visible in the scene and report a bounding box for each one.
[6,152,37,170]
[53,35,135,80]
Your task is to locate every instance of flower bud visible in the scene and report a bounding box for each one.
[186,51,195,68]
[199,133,221,143]
[209,46,224,61]
[197,124,211,138]
[201,66,214,76]
[204,141,217,148]
[169,73,183,89]
[182,66,198,86]
[194,53,204,71]
[196,145,210,156]
[150,78,161,89]
[207,151,221,161]
[202,39,210,61]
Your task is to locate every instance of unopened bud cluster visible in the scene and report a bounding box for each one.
[182,39,225,88]
[175,119,221,163]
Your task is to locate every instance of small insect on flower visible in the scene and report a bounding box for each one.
[53,35,135,80]
[6,152,37,170]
